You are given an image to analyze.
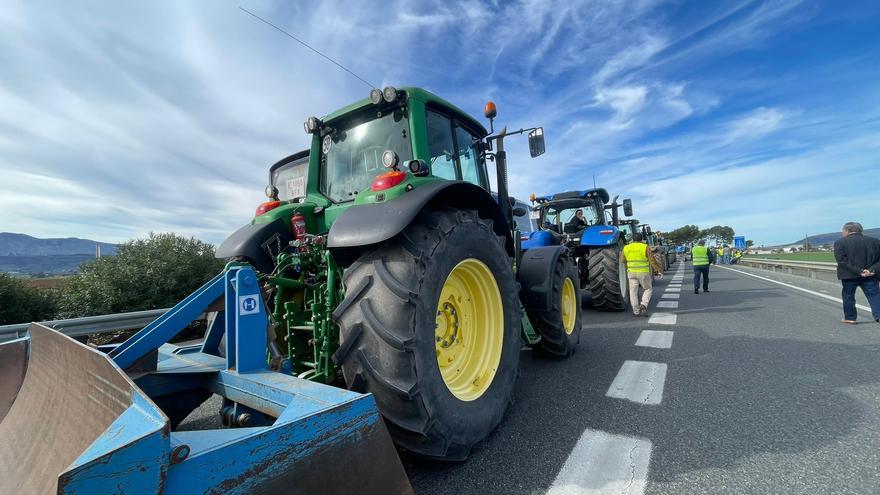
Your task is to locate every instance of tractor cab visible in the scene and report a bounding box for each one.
[523,188,615,253]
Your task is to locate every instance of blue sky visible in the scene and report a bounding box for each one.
[0,0,878,246]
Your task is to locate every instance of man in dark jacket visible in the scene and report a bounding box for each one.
[833,222,880,324]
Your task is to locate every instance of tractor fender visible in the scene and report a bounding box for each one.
[328,181,513,266]
[517,245,567,312]
[215,217,292,274]
[579,225,621,248]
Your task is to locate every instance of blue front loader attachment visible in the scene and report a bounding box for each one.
[0,265,412,494]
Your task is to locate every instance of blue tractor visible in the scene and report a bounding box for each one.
[523,189,632,311]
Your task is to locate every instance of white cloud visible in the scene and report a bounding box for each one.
[722,106,788,144]
[0,0,876,250]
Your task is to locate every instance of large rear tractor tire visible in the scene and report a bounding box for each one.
[526,256,581,357]
[332,208,521,460]
[587,243,628,312]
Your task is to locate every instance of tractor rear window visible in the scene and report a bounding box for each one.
[320,108,412,202]
[272,159,309,201]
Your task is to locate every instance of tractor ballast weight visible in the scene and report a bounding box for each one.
[0,265,411,494]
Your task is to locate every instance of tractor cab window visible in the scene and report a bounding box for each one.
[426,109,486,187]
[542,203,600,234]
[455,126,481,185]
[272,158,309,201]
[320,108,412,202]
[619,223,634,242]
[427,111,457,181]
[514,208,534,233]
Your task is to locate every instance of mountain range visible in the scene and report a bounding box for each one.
[792,227,880,247]
[0,233,117,275]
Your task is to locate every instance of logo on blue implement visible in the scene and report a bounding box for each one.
[239,295,259,315]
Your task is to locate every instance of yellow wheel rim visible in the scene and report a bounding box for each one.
[435,258,504,402]
[561,277,577,335]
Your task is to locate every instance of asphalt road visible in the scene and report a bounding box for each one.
[404,261,880,494]
[178,261,880,493]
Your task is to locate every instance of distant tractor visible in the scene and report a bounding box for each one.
[523,189,632,311]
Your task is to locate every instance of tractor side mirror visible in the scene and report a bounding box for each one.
[528,128,545,158]
[513,206,527,217]
[646,226,653,235]
[623,198,633,217]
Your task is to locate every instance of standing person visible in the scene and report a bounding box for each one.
[723,245,731,264]
[833,222,880,324]
[622,232,664,316]
[692,240,711,294]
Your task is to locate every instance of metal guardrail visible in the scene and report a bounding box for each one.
[742,258,836,268]
[0,308,170,340]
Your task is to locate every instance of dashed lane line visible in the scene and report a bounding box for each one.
[635,330,674,349]
[664,287,681,293]
[606,360,668,405]
[547,429,652,495]
[716,265,873,313]
[660,293,680,299]
[656,301,678,309]
[648,312,677,325]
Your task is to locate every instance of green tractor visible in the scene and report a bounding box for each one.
[217,87,582,460]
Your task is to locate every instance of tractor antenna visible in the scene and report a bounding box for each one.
[239,7,377,90]
[593,174,597,190]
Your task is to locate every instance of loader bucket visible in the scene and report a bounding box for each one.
[0,323,167,495]
[0,321,413,494]
[0,336,28,423]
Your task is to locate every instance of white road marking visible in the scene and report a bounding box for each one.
[661,293,680,299]
[665,287,681,292]
[716,266,873,313]
[606,360,667,405]
[547,429,652,495]
[648,312,677,325]
[635,330,674,349]
[656,301,678,309]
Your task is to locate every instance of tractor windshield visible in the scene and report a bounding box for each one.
[540,202,601,234]
[320,107,412,202]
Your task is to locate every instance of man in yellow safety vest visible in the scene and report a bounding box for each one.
[692,240,711,293]
[621,232,664,316]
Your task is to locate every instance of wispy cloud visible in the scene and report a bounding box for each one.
[0,0,878,246]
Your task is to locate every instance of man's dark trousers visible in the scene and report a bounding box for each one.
[694,265,709,291]
[841,277,880,321]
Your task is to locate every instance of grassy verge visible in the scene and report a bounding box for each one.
[745,252,835,262]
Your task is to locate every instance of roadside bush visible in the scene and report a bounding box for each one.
[0,273,59,325]
[60,233,225,318]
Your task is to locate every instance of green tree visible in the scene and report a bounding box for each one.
[746,239,754,249]
[700,225,735,243]
[60,233,224,318]
[667,225,701,244]
[0,274,58,325]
